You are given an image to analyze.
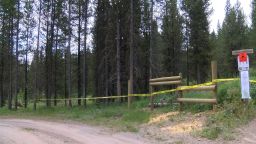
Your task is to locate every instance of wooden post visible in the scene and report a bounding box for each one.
[178,90,183,111]
[150,85,154,110]
[211,61,217,110]
[211,61,217,82]
[211,61,217,98]
[179,73,182,80]
[128,80,131,109]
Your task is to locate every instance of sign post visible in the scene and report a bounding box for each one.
[232,49,254,101]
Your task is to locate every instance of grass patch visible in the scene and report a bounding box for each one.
[0,98,176,132]
[182,91,214,113]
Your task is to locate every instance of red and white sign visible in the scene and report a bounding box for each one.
[238,52,249,71]
[237,52,250,99]
[239,52,248,62]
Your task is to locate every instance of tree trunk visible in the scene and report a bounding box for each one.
[149,0,153,79]
[54,27,59,106]
[24,24,30,109]
[67,0,72,107]
[77,0,82,106]
[196,63,201,84]
[116,17,121,98]
[48,0,56,106]
[105,57,108,98]
[0,16,5,107]
[15,0,20,110]
[34,0,42,110]
[129,0,134,95]
[45,0,51,107]
[186,23,189,86]
[83,0,89,107]
[64,46,67,106]
[8,17,14,110]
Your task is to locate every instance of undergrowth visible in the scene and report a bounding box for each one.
[199,80,256,140]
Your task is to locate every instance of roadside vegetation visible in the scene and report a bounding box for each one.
[198,80,256,140]
[1,70,256,141]
[0,99,171,132]
[1,78,256,141]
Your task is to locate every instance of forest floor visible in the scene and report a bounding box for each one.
[0,111,256,144]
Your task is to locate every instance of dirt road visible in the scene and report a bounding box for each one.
[236,119,256,144]
[0,119,149,144]
[1,117,256,144]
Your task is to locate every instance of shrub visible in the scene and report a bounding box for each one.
[217,81,241,104]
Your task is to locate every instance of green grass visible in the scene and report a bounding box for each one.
[199,102,256,140]
[198,80,256,140]
[0,98,174,132]
[182,91,214,112]
[1,74,256,140]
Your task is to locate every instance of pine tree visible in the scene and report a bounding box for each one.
[22,0,36,108]
[77,0,82,106]
[162,0,183,76]
[250,0,256,67]
[182,0,211,83]
[251,0,256,46]
[94,0,110,97]
[0,0,17,109]
[220,0,248,76]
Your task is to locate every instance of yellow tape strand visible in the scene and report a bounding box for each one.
[38,78,256,101]
[39,95,129,101]
[250,80,256,83]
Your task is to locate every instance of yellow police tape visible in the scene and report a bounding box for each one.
[38,78,256,101]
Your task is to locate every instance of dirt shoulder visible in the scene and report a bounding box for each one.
[235,119,256,144]
[140,111,256,144]
[140,111,219,144]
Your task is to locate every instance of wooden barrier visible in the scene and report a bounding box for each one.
[150,76,182,82]
[150,81,182,86]
[177,85,217,110]
[149,73,182,110]
[177,61,218,110]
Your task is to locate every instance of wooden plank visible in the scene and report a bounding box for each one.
[232,49,254,55]
[177,98,217,104]
[150,76,181,82]
[150,80,182,86]
[178,85,216,91]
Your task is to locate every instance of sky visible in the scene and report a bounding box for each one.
[210,0,252,32]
